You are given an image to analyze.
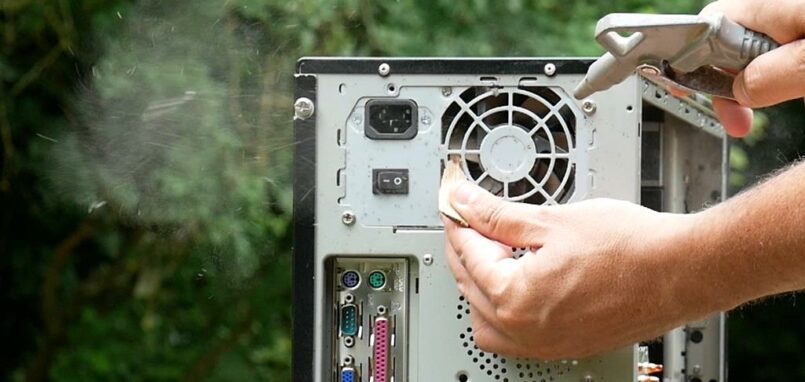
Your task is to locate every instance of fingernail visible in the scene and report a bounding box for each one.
[452,181,479,207]
[733,73,751,106]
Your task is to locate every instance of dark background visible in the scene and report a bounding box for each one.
[2,1,803,380]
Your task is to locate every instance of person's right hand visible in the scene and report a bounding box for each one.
[700,0,805,138]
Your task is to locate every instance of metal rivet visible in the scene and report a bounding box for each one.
[423,254,433,265]
[420,114,431,126]
[544,63,556,76]
[640,66,661,76]
[441,87,452,97]
[294,97,315,120]
[584,375,594,382]
[378,63,390,77]
[582,100,597,115]
[341,211,356,225]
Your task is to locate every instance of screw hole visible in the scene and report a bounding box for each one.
[387,83,396,93]
[457,372,469,382]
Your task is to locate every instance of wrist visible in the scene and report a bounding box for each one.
[679,206,784,314]
[640,212,740,322]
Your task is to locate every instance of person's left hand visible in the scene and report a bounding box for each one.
[443,181,721,359]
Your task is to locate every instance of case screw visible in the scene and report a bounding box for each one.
[441,87,452,97]
[582,100,597,115]
[341,211,356,225]
[294,97,315,120]
[423,254,433,265]
[544,63,556,76]
[583,376,594,382]
[378,63,391,77]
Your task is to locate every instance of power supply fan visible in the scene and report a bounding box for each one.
[442,86,577,204]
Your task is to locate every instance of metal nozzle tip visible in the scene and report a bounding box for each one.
[573,79,594,100]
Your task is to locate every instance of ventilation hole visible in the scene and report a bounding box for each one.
[456,296,570,380]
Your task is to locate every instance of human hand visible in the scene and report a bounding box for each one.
[701,0,805,137]
[443,181,720,359]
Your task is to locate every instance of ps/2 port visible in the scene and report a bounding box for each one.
[341,270,360,289]
[368,270,386,289]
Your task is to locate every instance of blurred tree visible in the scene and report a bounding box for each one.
[0,0,802,381]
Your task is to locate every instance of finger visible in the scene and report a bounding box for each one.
[700,0,805,44]
[444,218,516,328]
[450,181,545,247]
[444,219,499,306]
[732,39,805,108]
[470,314,525,357]
[445,247,512,335]
[445,219,519,295]
[712,97,753,137]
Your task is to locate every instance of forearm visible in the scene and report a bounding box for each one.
[687,160,805,312]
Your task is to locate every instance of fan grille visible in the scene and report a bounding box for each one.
[442,87,577,205]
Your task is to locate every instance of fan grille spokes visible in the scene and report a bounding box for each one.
[442,86,577,205]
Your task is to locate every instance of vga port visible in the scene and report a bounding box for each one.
[340,366,357,382]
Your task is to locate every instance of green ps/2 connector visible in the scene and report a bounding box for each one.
[368,271,386,289]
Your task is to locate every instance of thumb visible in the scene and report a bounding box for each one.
[450,181,545,247]
[733,39,805,108]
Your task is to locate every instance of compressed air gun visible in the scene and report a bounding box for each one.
[574,13,779,100]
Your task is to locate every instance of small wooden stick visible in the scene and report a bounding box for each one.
[439,156,469,227]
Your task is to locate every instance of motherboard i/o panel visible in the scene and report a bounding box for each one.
[293,58,727,382]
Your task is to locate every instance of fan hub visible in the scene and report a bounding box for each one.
[479,125,537,183]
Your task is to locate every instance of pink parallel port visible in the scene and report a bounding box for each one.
[373,317,390,382]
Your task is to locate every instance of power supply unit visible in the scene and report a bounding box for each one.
[293,58,727,382]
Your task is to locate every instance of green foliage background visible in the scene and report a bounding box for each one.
[1,0,802,381]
